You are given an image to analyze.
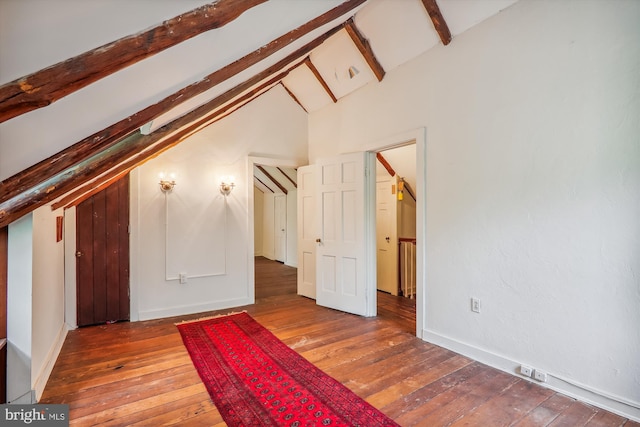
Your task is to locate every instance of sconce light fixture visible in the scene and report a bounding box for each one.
[159,172,176,192]
[397,178,405,201]
[348,65,360,79]
[220,176,235,196]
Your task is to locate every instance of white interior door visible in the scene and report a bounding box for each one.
[376,178,398,295]
[274,195,286,262]
[297,165,316,299]
[315,152,376,317]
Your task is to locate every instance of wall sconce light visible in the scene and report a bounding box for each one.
[348,65,360,79]
[220,176,235,196]
[159,172,176,192]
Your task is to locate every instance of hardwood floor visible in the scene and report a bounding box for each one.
[41,257,637,426]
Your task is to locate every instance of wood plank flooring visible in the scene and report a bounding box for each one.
[41,257,638,426]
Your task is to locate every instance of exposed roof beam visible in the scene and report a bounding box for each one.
[256,166,287,194]
[376,152,396,177]
[1,23,347,227]
[254,177,274,193]
[55,79,281,212]
[277,167,297,188]
[344,18,385,82]
[58,170,130,210]
[0,0,367,206]
[0,0,267,124]
[304,57,337,103]
[420,0,452,46]
[280,82,308,113]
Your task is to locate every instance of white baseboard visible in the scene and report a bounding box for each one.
[138,297,254,321]
[33,324,69,401]
[422,329,640,422]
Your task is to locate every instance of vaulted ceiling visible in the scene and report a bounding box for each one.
[0,0,518,228]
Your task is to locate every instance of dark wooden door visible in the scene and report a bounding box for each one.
[76,176,130,327]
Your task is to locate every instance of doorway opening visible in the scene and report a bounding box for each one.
[248,157,300,301]
[374,143,418,334]
[250,128,426,338]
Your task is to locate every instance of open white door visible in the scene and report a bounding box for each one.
[315,152,376,317]
[297,165,317,299]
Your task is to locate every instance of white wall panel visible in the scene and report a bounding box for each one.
[309,0,640,419]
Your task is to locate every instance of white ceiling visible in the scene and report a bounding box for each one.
[279,0,519,113]
[158,0,522,118]
[0,0,518,181]
[377,144,417,193]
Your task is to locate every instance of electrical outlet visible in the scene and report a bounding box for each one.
[534,369,547,382]
[471,297,481,313]
[520,365,533,377]
[179,273,187,284]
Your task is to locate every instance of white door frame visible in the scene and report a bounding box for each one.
[357,127,426,338]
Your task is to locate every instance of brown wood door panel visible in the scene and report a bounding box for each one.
[77,176,129,327]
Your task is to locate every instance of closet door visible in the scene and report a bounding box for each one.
[76,176,130,327]
[376,178,398,295]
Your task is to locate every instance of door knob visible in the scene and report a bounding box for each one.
[316,238,322,243]
[75,251,82,257]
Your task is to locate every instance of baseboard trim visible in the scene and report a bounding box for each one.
[422,329,640,422]
[33,323,69,401]
[138,297,254,321]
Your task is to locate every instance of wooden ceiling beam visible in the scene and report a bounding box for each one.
[0,0,267,124]
[344,19,385,82]
[256,166,287,195]
[1,23,347,227]
[304,57,337,103]
[58,169,130,211]
[420,0,452,46]
[53,79,281,212]
[277,167,297,188]
[400,178,416,202]
[0,0,367,206]
[280,82,308,113]
[376,152,396,177]
[254,177,274,193]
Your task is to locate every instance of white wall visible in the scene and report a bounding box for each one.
[130,85,307,320]
[309,0,640,419]
[7,207,67,404]
[254,187,264,256]
[31,206,67,399]
[7,214,33,403]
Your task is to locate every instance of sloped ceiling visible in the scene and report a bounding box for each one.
[254,165,297,195]
[0,0,518,227]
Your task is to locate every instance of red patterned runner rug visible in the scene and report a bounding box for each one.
[177,312,399,426]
